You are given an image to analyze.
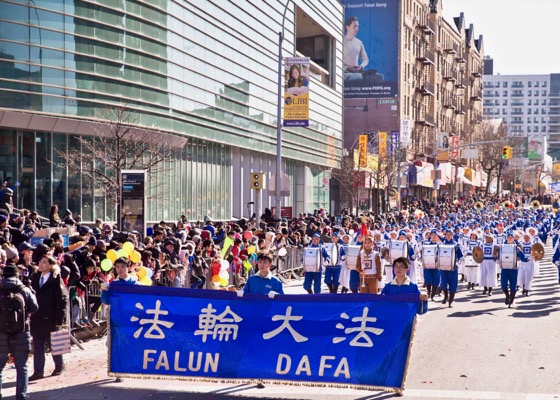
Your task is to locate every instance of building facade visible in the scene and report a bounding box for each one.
[338,0,484,211]
[0,0,343,222]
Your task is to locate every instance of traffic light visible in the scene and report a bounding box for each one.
[501,146,512,160]
[250,172,265,190]
[501,146,508,159]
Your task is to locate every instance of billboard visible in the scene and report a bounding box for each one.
[342,0,399,99]
[528,138,544,160]
[283,57,310,127]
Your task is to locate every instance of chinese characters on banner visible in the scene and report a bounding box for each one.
[358,134,368,168]
[283,57,310,127]
[108,285,419,392]
[379,131,387,159]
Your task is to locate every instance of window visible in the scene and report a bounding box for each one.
[528,99,532,105]
[533,126,538,132]
[503,90,508,96]
[528,90,532,96]
[503,99,507,106]
[535,81,539,87]
[503,81,508,88]
[503,108,507,114]
[542,90,547,96]
[541,126,546,132]
[528,81,532,87]
[543,81,547,87]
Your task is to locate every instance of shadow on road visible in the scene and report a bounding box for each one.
[28,379,298,400]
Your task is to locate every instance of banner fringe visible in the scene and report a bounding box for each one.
[106,371,402,393]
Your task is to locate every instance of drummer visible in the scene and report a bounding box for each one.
[479,232,498,296]
[440,229,463,308]
[500,233,528,307]
[463,231,481,290]
[422,229,441,302]
[324,232,344,293]
[303,234,329,294]
[518,232,536,296]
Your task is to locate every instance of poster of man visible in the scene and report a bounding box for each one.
[342,0,399,99]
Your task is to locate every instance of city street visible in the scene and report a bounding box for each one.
[2,245,560,400]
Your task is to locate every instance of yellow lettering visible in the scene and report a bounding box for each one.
[319,356,336,376]
[188,352,202,372]
[143,349,157,369]
[295,355,312,376]
[174,351,186,372]
[334,357,350,379]
[276,354,291,375]
[155,350,169,371]
[204,353,219,373]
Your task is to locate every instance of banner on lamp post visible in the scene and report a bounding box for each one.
[283,57,310,127]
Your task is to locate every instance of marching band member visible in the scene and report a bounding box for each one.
[500,233,528,307]
[552,239,560,286]
[479,233,498,296]
[518,232,536,296]
[383,231,399,284]
[440,229,463,307]
[356,235,382,294]
[324,232,344,293]
[494,224,507,245]
[303,234,329,294]
[526,226,543,278]
[464,231,481,290]
[396,231,416,283]
[422,230,441,301]
[339,234,352,293]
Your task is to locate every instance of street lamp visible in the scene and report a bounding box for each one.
[275,0,293,220]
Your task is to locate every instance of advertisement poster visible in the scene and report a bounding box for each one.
[379,131,387,159]
[341,0,399,99]
[358,134,368,168]
[283,57,310,127]
[528,138,543,160]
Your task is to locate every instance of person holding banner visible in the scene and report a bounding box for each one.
[237,252,283,298]
[100,257,138,306]
[382,257,428,315]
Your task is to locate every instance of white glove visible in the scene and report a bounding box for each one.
[236,290,244,298]
[268,291,278,299]
[100,282,109,291]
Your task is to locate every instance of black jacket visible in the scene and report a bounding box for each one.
[0,277,39,353]
[30,269,68,338]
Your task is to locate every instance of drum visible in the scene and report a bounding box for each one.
[323,243,339,267]
[345,245,361,270]
[303,248,320,272]
[388,240,408,261]
[531,243,545,261]
[463,255,479,267]
[422,245,437,269]
[438,245,456,271]
[500,244,517,269]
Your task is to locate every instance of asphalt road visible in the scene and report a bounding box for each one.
[2,245,559,400]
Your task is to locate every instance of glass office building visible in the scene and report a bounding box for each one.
[0,0,343,222]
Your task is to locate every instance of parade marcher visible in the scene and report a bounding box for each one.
[356,235,382,294]
[518,232,537,296]
[479,233,499,296]
[324,232,344,293]
[439,229,463,307]
[302,234,329,294]
[0,264,38,400]
[463,231,481,290]
[500,233,529,307]
[422,230,441,301]
[100,257,138,305]
[338,233,352,293]
[381,257,428,314]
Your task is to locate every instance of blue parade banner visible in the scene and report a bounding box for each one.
[108,285,419,391]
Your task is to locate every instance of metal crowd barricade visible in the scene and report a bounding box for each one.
[275,245,304,281]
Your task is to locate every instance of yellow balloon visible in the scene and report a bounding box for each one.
[247,246,256,255]
[212,274,220,283]
[123,242,134,256]
[130,250,141,264]
[219,277,228,286]
[137,266,147,280]
[139,276,152,286]
[106,249,118,263]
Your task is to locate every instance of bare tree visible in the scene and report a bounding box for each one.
[55,105,187,227]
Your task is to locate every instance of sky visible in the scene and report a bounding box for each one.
[442,0,560,75]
